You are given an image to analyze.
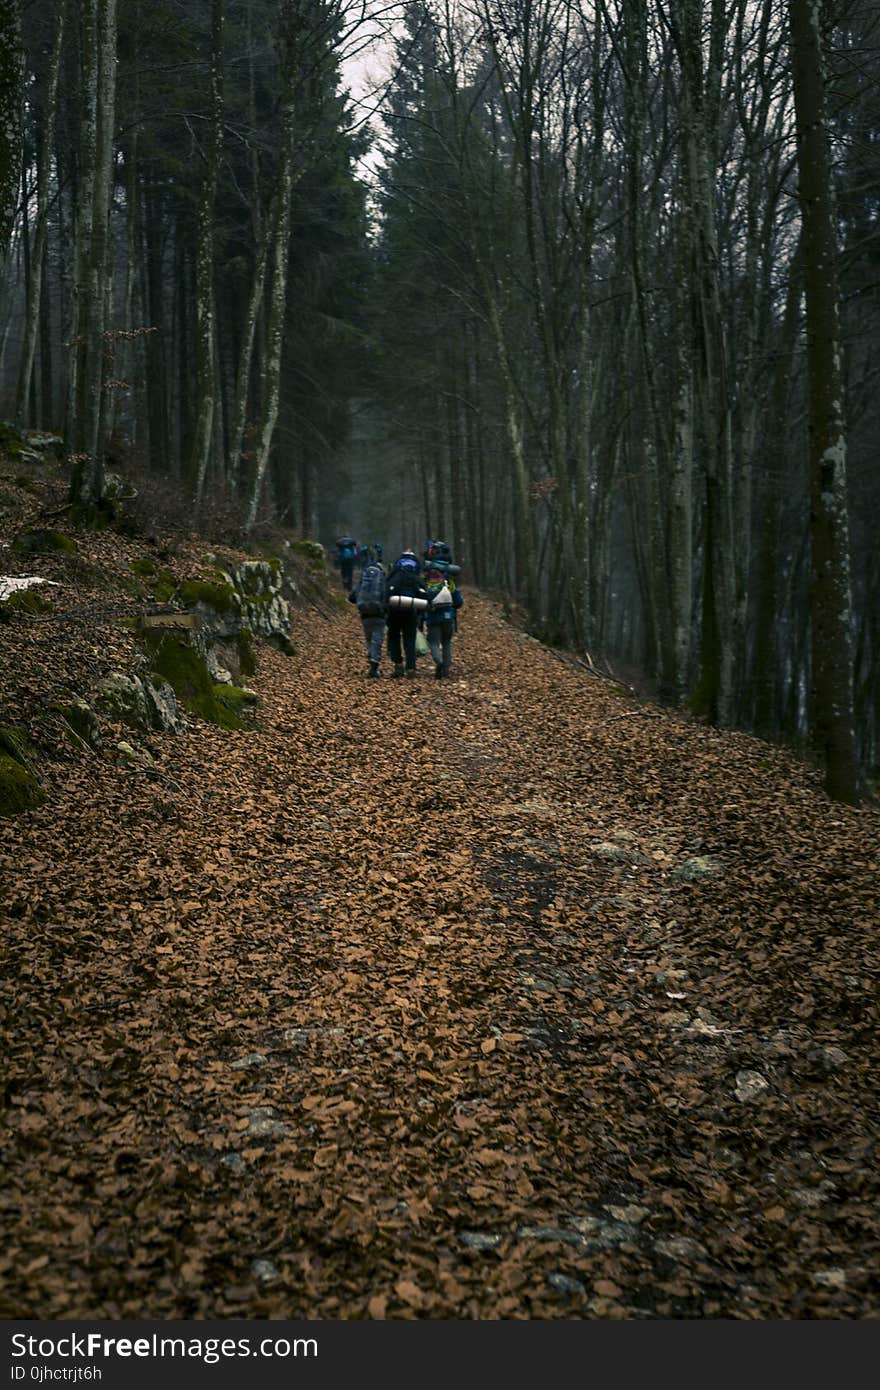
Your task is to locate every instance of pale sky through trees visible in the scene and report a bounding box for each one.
[338,1,403,178]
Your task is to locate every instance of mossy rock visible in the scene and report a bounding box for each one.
[0,726,36,765]
[12,529,78,556]
[0,587,52,619]
[178,578,238,612]
[52,699,102,749]
[288,539,325,570]
[146,632,252,729]
[0,752,45,817]
[212,683,257,726]
[238,627,257,678]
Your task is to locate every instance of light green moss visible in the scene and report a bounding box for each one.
[178,579,237,611]
[145,633,251,729]
[130,557,158,578]
[211,683,256,726]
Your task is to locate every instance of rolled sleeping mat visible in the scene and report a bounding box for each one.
[388,594,428,611]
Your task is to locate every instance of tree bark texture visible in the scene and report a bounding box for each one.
[788,0,860,803]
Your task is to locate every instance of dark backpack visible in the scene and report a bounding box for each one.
[355,563,386,616]
[337,536,356,562]
[388,559,427,611]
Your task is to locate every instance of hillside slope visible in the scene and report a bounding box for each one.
[1,469,878,1319]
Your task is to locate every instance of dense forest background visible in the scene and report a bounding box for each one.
[0,0,878,793]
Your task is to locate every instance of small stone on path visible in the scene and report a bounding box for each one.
[734,1070,769,1102]
[459,1231,503,1251]
[547,1272,586,1296]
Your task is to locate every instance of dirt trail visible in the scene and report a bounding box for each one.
[2,593,878,1318]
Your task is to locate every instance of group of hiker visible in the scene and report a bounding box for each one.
[333,537,382,591]
[334,536,463,680]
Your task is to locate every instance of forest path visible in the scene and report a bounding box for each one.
[2,591,878,1318]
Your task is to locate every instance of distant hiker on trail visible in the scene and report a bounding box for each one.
[424,551,463,679]
[336,535,357,590]
[386,550,428,678]
[374,543,383,563]
[348,558,388,678]
[358,543,371,573]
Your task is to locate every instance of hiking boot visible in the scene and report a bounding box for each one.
[392,664,404,678]
[405,667,416,678]
[368,661,379,677]
[434,662,443,679]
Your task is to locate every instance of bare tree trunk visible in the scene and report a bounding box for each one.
[15,1,64,427]
[191,0,224,506]
[68,0,118,516]
[0,0,23,285]
[788,0,859,803]
[243,84,297,534]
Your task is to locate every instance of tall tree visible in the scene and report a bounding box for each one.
[0,0,23,281]
[788,0,860,802]
[67,0,118,515]
[190,0,224,505]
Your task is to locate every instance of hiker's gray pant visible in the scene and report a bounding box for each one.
[361,615,385,663]
[428,624,453,672]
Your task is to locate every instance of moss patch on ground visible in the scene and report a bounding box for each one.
[12,529,78,556]
[0,754,45,816]
[0,587,52,619]
[129,558,178,602]
[0,727,45,817]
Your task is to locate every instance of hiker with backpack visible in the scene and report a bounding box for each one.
[423,541,463,678]
[424,565,463,679]
[386,550,428,678]
[348,557,388,677]
[336,535,357,590]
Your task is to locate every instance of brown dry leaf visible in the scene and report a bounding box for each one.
[395,1280,425,1309]
[474,1149,507,1166]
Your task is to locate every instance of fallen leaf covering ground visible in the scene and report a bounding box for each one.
[1,502,878,1320]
